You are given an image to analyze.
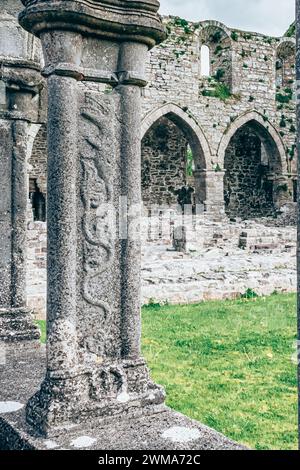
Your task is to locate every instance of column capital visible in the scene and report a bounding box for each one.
[19,0,166,48]
[0,9,44,121]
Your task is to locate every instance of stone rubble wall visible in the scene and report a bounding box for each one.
[142,243,296,305]
[142,218,296,305]
[224,126,275,218]
[141,17,297,210]
[28,124,47,194]
[27,217,296,319]
[141,117,188,205]
[26,221,47,318]
[28,17,297,213]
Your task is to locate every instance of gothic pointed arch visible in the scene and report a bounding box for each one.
[141,104,211,207]
[218,110,287,173]
[142,103,212,170]
[218,111,288,219]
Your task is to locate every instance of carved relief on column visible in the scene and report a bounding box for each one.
[20,0,166,434]
[78,92,117,360]
[76,89,164,408]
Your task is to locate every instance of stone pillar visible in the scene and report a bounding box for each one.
[19,0,166,435]
[273,175,293,209]
[0,7,42,347]
[194,169,226,219]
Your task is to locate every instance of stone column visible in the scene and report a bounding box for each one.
[194,169,226,219]
[19,0,166,435]
[273,175,293,209]
[0,7,42,348]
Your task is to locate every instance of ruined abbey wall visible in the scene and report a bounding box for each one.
[141,17,297,217]
[20,16,297,318]
[26,16,297,220]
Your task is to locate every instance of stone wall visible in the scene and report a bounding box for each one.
[141,17,297,215]
[26,221,47,318]
[142,218,296,305]
[27,216,297,319]
[26,17,297,217]
[28,124,47,194]
[141,117,189,205]
[224,125,275,218]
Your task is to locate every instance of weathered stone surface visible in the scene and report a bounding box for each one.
[0,5,42,346]
[16,0,168,437]
[140,17,297,216]
[0,347,244,450]
[26,217,297,319]
[0,308,40,343]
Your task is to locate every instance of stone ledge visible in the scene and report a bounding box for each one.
[0,348,245,450]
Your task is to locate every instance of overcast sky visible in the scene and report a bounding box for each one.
[159,0,295,37]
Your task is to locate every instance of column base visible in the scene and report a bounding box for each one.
[0,341,244,449]
[204,203,227,222]
[26,358,165,436]
[0,307,41,344]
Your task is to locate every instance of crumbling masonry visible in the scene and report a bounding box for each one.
[8,12,296,315]
[24,16,297,220]
[141,17,297,218]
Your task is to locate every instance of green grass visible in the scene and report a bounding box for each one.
[36,320,46,344]
[142,294,297,450]
[36,293,297,450]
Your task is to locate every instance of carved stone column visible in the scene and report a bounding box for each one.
[0,6,42,347]
[19,0,166,434]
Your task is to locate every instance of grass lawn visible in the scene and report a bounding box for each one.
[36,293,298,450]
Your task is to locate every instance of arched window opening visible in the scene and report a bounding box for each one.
[199,22,233,92]
[224,121,282,219]
[276,41,295,90]
[200,45,210,77]
[275,59,283,88]
[141,113,206,210]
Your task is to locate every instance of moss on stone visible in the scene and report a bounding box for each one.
[202,83,232,101]
[276,93,291,104]
[214,68,225,81]
[285,22,295,38]
[214,45,223,55]
[280,116,286,128]
[210,30,222,43]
